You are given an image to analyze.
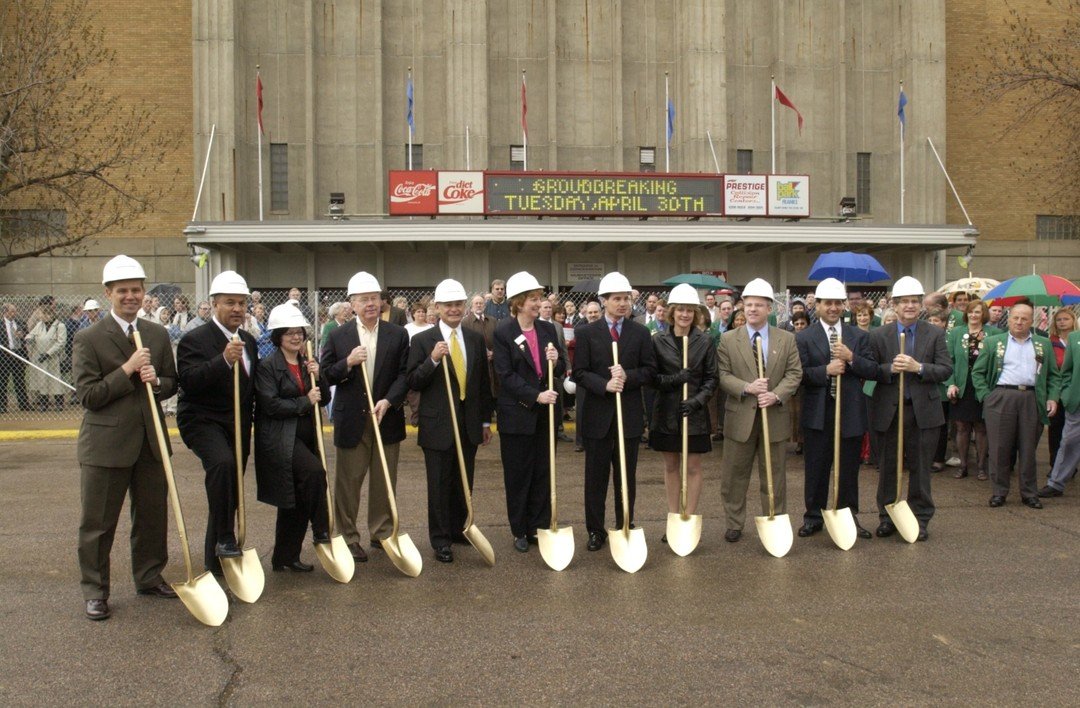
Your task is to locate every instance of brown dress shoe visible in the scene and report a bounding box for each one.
[137,582,178,598]
[346,542,368,562]
[86,599,111,621]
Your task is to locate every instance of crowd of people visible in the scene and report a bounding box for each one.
[64,255,1075,621]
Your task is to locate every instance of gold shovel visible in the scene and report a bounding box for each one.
[753,337,793,558]
[134,331,228,626]
[538,344,574,571]
[885,331,921,543]
[821,371,858,551]
[305,342,355,583]
[608,341,647,573]
[441,356,495,566]
[220,335,265,603]
[359,360,423,577]
[666,335,702,556]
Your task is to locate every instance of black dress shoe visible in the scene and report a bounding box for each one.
[989,495,1006,507]
[370,538,383,550]
[346,542,368,562]
[312,531,331,545]
[875,522,895,537]
[917,528,929,542]
[273,560,314,572]
[587,532,606,551]
[660,534,667,544]
[724,529,742,543]
[514,536,529,553]
[85,599,111,621]
[435,546,453,563]
[1037,485,1063,498]
[797,522,822,537]
[527,535,538,545]
[1022,497,1043,509]
[215,540,242,558]
[854,523,873,540]
[137,582,178,598]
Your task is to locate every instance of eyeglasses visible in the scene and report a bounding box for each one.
[284,330,305,337]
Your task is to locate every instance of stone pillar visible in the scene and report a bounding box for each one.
[445,0,488,170]
[673,0,726,173]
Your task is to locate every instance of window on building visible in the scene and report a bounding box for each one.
[404,143,424,170]
[510,145,526,171]
[856,152,871,215]
[736,149,753,175]
[270,143,289,212]
[1036,215,1080,240]
[639,147,656,173]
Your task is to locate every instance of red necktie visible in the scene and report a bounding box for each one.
[610,323,619,341]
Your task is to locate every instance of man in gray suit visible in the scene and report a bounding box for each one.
[73,255,179,621]
[868,276,952,541]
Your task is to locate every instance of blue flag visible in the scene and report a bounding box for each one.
[897,89,907,130]
[406,77,414,130]
[666,98,675,143]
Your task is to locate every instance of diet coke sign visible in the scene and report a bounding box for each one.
[437,171,485,214]
[388,170,438,215]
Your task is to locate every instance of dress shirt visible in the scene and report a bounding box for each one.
[998,333,1038,386]
[605,315,624,339]
[356,317,379,383]
[212,316,251,374]
[4,317,16,348]
[434,321,467,370]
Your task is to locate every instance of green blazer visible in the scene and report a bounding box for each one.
[970,332,1061,425]
[1057,331,1080,414]
[944,325,1002,397]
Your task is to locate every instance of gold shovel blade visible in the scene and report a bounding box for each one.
[381,533,424,578]
[754,514,794,558]
[608,526,647,573]
[885,501,920,543]
[464,524,496,566]
[173,571,229,627]
[822,507,858,551]
[537,526,575,571]
[665,512,703,557]
[314,535,356,584]
[220,547,265,603]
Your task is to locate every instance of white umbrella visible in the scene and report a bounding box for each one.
[937,276,1000,297]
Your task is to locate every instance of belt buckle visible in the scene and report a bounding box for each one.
[1017,385,1029,391]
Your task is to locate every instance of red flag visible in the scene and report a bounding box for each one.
[256,73,265,134]
[520,73,528,139]
[774,85,803,134]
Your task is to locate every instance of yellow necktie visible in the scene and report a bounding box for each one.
[450,330,466,400]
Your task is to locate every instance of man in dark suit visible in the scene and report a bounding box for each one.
[796,278,879,539]
[380,291,408,326]
[406,278,494,563]
[321,272,409,563]
[868,276,953,541]
[463,293,497,396]
[177,271,259,572]
[74,255,179,620]
[2,302,31,412]
[572,272,656,552]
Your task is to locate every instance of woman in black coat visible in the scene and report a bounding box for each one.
[649,285,718,532]
[254,304,333,572]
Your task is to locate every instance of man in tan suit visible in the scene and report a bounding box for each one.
[74,255,179,620]
[716,278,803,542]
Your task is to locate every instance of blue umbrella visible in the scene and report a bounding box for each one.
[808,252,890,283]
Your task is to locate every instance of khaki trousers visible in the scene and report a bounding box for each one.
[334,424,400,543]
[720,413,787,531]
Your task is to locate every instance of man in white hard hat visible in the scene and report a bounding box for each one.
[868,275,952,541]
[74,255,179,620]
[407,278,494,563]
[176,270,259,571]
[571,272,657,552]
[715,278,802,543]
[795,278,879,539]
[321,272,410,562]
[81,299,102,329]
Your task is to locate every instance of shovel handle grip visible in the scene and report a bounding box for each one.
[442,357,476,524]
[359,354,403,534]
[680,336,689,517]
[232,334,247,546]
[305,341,338,537]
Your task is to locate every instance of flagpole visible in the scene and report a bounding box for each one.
[257,66,264,222]
[706,130,721,173]
[664,72,670,174]
[466,125,471,170]
[899,80,905,225]
[521,70,527,171]
[770,75,776,175]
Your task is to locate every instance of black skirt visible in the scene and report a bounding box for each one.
[649,431,712,454]
[950,375,982,422]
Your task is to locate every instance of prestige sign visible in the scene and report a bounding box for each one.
[486,172,723,216]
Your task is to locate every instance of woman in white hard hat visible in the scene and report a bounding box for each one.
[254,303,333,571]
[648,284,717,539]
[493,272,565,552]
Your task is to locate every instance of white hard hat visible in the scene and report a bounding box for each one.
[506,271,543,299]
[814,277,847,301]
[598,271,632,296]
[667,283,701,306]
[742,278,775,301]
[434,278,468,303]
[266,302,311,331]
[83,299,101,311]
[347,271,381,296]
[563,378,577,395]
[892,275,925,298]
[208,270,250,296]
[101,255,146,284]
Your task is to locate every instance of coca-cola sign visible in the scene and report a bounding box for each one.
[388,170,438,215]
[438,171,485,214]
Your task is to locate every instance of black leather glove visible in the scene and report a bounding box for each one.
[679,397,703,417]
[673,368,692,385]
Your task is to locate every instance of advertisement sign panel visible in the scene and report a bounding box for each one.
[388,170,437,215]
[767,175,810,217]
[723,175,768,216]
[437,171,485,214]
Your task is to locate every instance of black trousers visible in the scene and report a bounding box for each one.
[0,352,29,411]
[500,423,552,538]
[1049,408,1066,468]
[272,431,329,565]
[178,413,248,571]
[803,399,864,523]
[584,433,639,535]
[877,402,938,525]
[423,443,476,549]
